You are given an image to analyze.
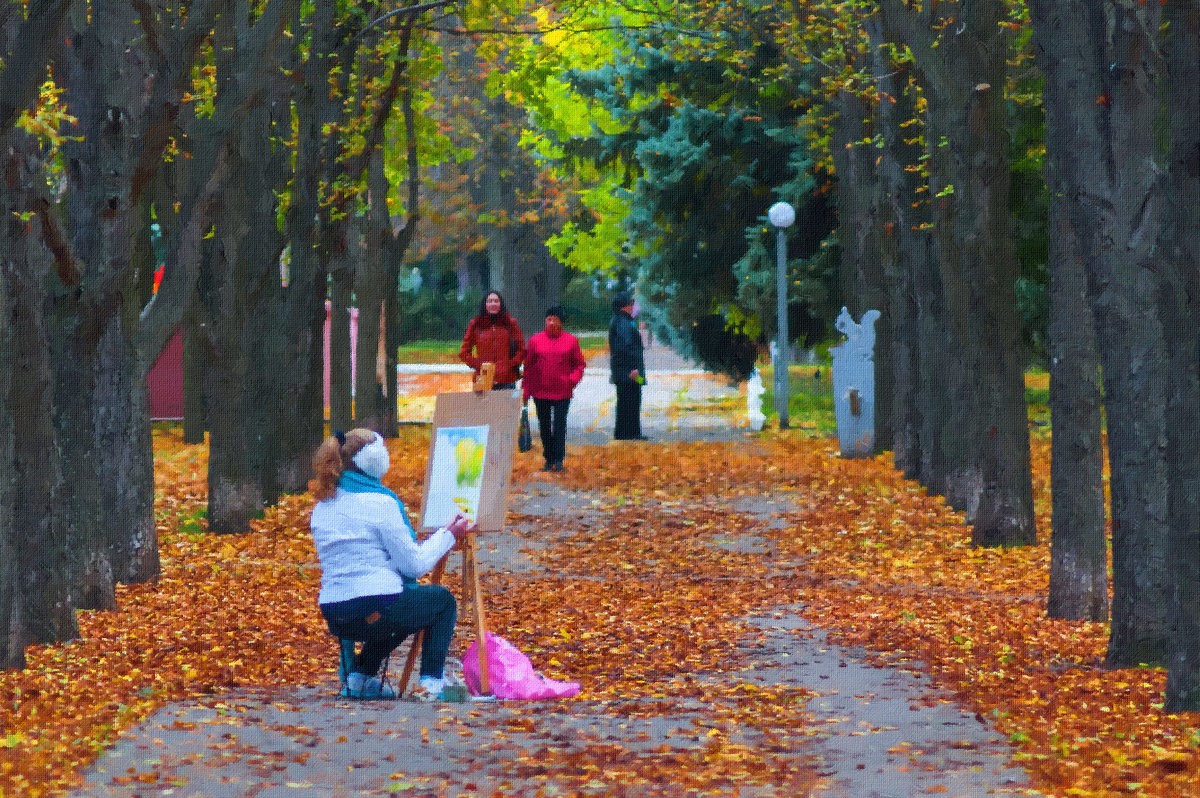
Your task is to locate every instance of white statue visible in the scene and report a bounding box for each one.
[834,306,881,358]
[746,369,766,431]
[830,307,880,457]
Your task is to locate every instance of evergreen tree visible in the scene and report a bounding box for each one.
[553,18,837,379]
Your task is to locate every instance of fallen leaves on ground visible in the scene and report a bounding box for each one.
[0,421,1195,796]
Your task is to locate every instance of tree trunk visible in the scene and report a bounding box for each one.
[205,91,288,530]
[282,5,336,460]
[200,0,304,531]
[355,148,390,432]
[53,0,149,608]
[1162,2,1200,711]
[259,78,321,497]
[0,238,16,669]
[1045,222,1106,621]
[873,44,927,479]
[880,0,1036,545]
[2,132,80,660]
[505,227,561,337]
[11,237,78,649]
[1027,0,1170,664]
[200,4,264,534]
[919,85,979,516]
[0,33,74,663]
[182,315,208,443]
[1092,1,1171,667]
[0,130,80,667]
[93,303,158,585]
[957,75,1036,547]
[1030,0,1108,622]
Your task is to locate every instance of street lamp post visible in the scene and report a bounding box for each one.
[768,201,795,429]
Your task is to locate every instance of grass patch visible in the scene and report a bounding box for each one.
[760,363,836,436]
[1025,369,1049,433]
[577,333,607,350]
[759,364,1052,439]
[397,339,461,364]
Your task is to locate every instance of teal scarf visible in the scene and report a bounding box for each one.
[338,468,419,586]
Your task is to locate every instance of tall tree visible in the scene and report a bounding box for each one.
[198,0,304,533]
[41,0,225,615]
[1028,0,1107,622]
[0,0,77,668]
[1161,0,1200,711]
[1,130,77,668]
[1029,0,1170,663]
[872,42,934,482]
[877,0,1036,547]
[411,28,574,337]
[820,15,895,453]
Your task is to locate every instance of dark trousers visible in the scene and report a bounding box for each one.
[614,382,643,439]
[327,584,458,678]
[533,397,571,465]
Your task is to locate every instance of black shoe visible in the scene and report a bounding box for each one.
[542,463,554,471]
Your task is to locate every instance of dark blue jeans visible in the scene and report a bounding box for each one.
[326,584,457,678]
[533,397,571,465]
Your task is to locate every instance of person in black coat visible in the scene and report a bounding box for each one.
[608,293,647,440]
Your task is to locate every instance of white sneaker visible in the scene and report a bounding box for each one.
[407,675,445,702]
[346,672,397,699]
[408,683,441,702]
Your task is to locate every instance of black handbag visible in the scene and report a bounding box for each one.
[518,405,533,452]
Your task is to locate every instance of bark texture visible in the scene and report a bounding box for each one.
[878,0,1036,546]
[1030,0,1171,663]
[1030,0,1108,622]
[1162,1,1200,711]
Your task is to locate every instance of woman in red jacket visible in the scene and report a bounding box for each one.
[459,291,525,390]
[522,306,587,472]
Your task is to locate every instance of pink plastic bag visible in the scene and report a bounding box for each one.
[462,632,580,699]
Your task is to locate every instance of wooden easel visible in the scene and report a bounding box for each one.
[400,386,518,698]
[472,362,495,392]
[398,534,491,696]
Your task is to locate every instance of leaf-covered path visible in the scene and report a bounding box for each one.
[8,359,1199,796]
[65,473,1037,797]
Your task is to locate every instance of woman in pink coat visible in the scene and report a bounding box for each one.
[522,306,587,472]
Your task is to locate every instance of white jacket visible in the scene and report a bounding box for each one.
[311,488,455,605]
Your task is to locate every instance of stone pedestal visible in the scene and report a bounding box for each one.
[830,307,880,457]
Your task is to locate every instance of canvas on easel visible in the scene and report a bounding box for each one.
[409,391,520,696]
[420,391,521,532]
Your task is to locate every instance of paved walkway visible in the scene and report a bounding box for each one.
[398,343,751,444]
[567,344,748,444]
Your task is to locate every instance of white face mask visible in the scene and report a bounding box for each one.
[352,435,390,479]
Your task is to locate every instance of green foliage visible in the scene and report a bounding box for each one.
[557,272,616,330]
[395,285,483,342]
[541,14,837,379]
[687,315,761,382]
[396,339,463,363]
[1009,65,1050,364]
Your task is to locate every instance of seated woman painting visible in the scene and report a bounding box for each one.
[310,428,473,699]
